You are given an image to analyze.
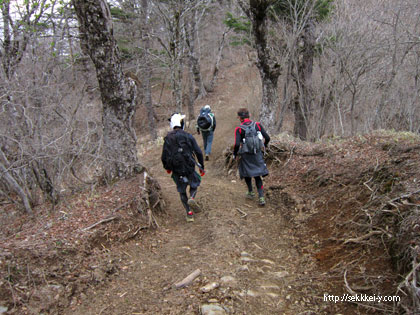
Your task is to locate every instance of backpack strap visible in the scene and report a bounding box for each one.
[174,131,200,167]
[238,121,256,132]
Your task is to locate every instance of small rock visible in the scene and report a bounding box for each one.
[260,259,275,265]
[265,292,279,298]
[201,304,227,315]
[220,276,236,284]
[272,271,289,278]
[260,284,280,290]
[246,290,259,297]
[201,282,219,293]
[0,306,8,314]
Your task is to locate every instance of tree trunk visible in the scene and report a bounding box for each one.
[293,21,315,140]
[187,63,195,123]
[185,8,207,100]
[246,0,281,130]
[208,28,228,92]
[259,72,279,128]
[141,0,157,141]
[72,0,142,181]
[1,0,49,79]
[0,149,32,214]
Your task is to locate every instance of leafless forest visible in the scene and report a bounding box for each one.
[1,0,419,244]
[0,0,419,214]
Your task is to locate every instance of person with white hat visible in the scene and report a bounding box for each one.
[161,113,205,222]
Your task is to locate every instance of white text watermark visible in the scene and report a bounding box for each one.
[323,293,400,304]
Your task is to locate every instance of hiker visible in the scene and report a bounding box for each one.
[161,113,205,222]
[196,105,216,161]
[233,108,270,206]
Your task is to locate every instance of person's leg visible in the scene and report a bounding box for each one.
[255,176,265,205]
[245,177,252,191]
[180,192,189,212]
[205,131,214,156]
[244,177,255,199]
[202,132,208,152]
[187,186,201,213]
[189,187,197,199]
[254,176,264,197]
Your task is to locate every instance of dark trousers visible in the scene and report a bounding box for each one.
[180,187,197,213]
[244,176,264,197]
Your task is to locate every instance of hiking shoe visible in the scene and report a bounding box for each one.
[245,191,256,199]
[205,155,209,161]
[187,197,201,213]
[186,211,194,222]
[259,197,266,206]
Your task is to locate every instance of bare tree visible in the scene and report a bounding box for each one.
[271,0,333,140]
[184,0,211,102]
[0,0,51,79]
[72,0,142,181]
[141,0,158,140]
[314,0,420,137]
[153,1,187,112]
[239,0,281,130]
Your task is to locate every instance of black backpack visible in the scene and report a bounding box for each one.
[162,131,196,175]
[238,122,263,154]
[197,108,214,131]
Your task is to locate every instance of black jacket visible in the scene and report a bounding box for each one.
[161,128,204,172]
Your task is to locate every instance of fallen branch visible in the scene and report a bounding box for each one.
[174,269,201,289]
[236,207,247,218]
[82,216,118,231]
[283,145,296,167]
[343,230,383,244]
[344,269,357,296]
[363,181,373,192]
[389,189,420,204]
[111,201,131,214]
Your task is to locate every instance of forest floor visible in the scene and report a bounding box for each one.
[1,60,420,315]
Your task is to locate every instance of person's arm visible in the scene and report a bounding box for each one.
[212,114,216,132]
[190,135,204,169]
[233,127,242,157]
[161,137,171,171]
[256,122,270,147]
[196,120,200,134]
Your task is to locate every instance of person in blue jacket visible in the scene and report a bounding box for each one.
[196,105,216,161]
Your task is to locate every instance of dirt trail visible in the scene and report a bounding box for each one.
[64,153,314,315]
[64,61,320,314]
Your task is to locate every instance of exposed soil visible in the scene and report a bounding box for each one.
[1,58,420,314]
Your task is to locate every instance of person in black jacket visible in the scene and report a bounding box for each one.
[233,108,270,206]
[161,113,205,222]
